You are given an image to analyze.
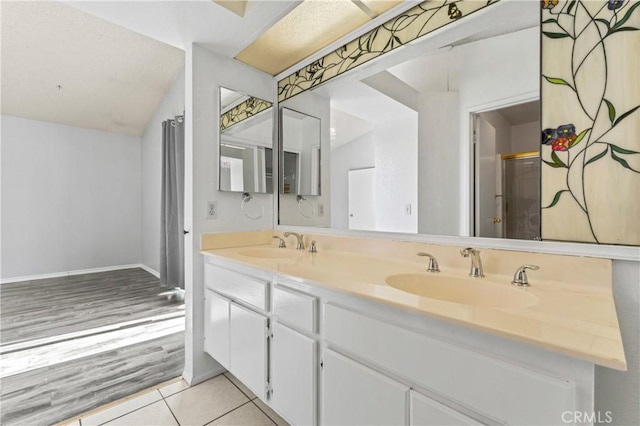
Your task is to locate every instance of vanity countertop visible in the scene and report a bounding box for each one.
[201,239,626,371]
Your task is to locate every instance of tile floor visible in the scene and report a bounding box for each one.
[60,373,289,426]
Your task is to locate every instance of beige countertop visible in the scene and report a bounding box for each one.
[201,234,626,371]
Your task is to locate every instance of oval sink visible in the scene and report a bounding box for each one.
[238,248,303,259]
[385,274,537,309]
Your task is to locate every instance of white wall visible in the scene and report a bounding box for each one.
[456,27,539,234]
[418,91,459,236]
[596,260,640,426]
[481,111,511,155]
[184,44,274,384]
[374,115,417,233]
[511,121,540,153]
[141,68,185,274]
[1,115,141,279]
[330,133,375,229]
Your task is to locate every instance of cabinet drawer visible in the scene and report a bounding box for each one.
[273,285,317,334]
[205,263,268,312]
[322,348,408,426]
[324,303,575,425]
[410,390,481,425]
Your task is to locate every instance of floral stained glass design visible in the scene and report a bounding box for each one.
[277,0,499,103]
[541,0,640,245]
[220,97,272,131]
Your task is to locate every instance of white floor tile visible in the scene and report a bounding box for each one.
[81,390,162,426]
[223,372,256,400]
[103,400,177,426]
[253,399,290,426]
[158,379,190,398]
[165,374,248,426]
[207,402,275,425]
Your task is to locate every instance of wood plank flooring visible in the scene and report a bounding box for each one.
[0,268,185,426]
[1,268,182,344]
[0,333,184,426]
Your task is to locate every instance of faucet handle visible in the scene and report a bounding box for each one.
[309,240,317,253]
[417,252,440,273]
[272,236,286,248]
[460,247,478,257]
[511,264,540,287]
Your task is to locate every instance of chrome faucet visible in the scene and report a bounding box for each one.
[460,247,484,277]
[272,236,286,248]
[284,232,305,250]
[511,264,539,287]
[417,252,440,273]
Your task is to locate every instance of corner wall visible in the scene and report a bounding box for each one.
[183,44,274,384]
[1,115,142,279]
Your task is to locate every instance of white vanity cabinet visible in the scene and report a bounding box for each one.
[270,284,318,426]
[229,302,268,400]
[204,289,230,369]
[322,348,409,426]
[203,261,270,400]
[202,254,595,426]
[410,391,482,426]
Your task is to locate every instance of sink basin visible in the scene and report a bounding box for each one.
[238,248,303,259]
[385,274,537,309]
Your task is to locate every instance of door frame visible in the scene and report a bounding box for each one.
[464,91,539,237]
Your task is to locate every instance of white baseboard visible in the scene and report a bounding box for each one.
[0,264,158,285]
[185,365,226,387]
[139,264,160,278]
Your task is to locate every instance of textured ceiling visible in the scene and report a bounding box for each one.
[1,1,185,136]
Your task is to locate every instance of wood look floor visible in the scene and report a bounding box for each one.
[1,268,180,344]
[0,268,185,426]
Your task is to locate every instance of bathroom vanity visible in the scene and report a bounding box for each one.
[201,231,625,426]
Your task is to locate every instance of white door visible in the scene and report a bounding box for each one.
[204,289,230,369]
[229,303,268,400]
[322,349,408,426]
[475,115,499,237]
[348,168,376,231]
[410,390,481,425]
[271,323,316,425]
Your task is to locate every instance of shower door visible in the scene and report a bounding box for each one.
[502,152,540,240]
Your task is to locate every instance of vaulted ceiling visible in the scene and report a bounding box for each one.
[1,0,408,136]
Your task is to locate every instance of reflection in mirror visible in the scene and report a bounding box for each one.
[280,107,321,196]
[219,87,273,193]
[277,1,540,240]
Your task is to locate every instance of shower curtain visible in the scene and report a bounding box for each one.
[160,115,185,289]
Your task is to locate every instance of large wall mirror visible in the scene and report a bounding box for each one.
[278,1,542,239]
[280,107,321,196]
[219,87,273,193]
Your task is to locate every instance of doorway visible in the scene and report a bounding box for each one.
[348,168,376,231]
[473,100,540,240]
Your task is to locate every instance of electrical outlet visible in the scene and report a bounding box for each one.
[317,203,324,216]
[206,201,217,220]
[405,203,412,215]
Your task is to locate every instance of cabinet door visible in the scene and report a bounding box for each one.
[322,349,408,426]
[230,302,268,400]
[410,390,481,426]
[204,289,230,369]
[271,322,316,426]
